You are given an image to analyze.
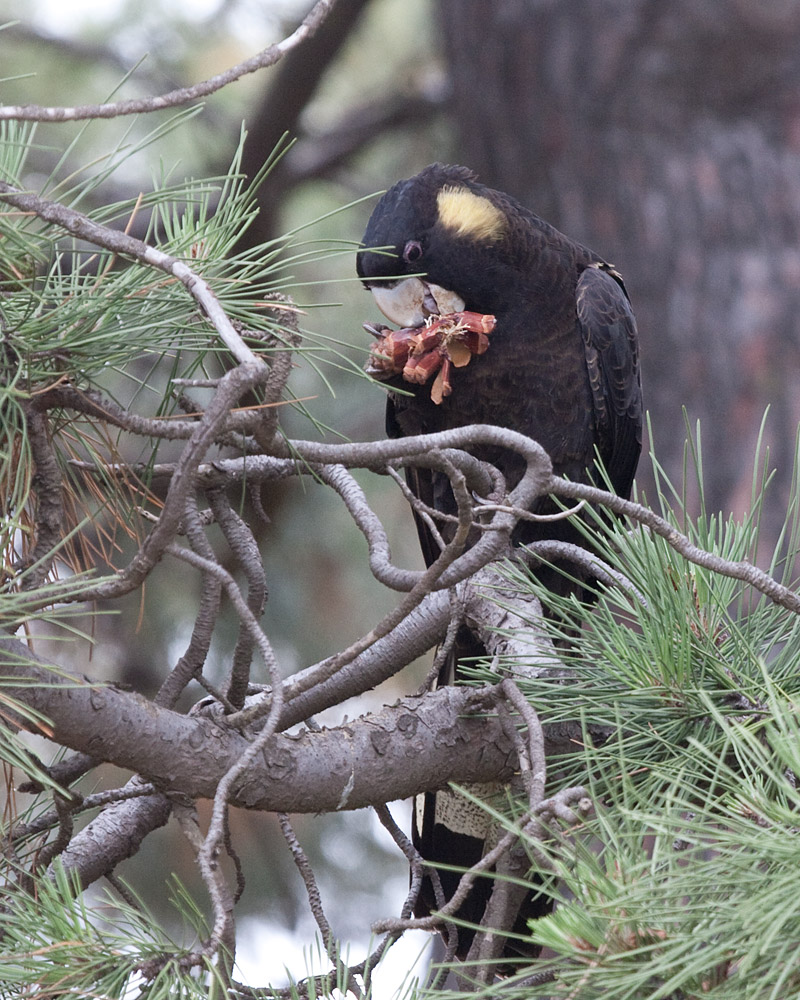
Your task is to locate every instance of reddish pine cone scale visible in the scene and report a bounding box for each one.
[365,310,496,404]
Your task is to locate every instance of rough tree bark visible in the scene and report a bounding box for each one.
[438,0,800,535]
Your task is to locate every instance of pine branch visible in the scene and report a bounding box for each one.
[0,0,339,122]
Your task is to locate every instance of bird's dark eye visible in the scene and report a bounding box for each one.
[402,240,423,263]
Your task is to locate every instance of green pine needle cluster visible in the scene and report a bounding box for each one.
[0,116,367,598]
[0,865,229,999]
[460,422,800,999]
[0,116,364,381]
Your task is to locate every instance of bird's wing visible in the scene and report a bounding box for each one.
[576,264,642,499]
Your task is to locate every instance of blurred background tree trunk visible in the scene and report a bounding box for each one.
[437,0,800,536]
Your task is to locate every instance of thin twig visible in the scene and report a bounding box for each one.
[105,871,146,914]
[317,463,410,590]
[277,814,337,966]
[35,384,207,442]
[164,543,279,705]
[208,488,267,709]
[371,804,459,988]
[523,539,649,607]
[244,310,301,447]
[462,681,548,976]
[30,794,73,874]
[223,812,246,907]
[0,0,339,122]
[16,751,97,795]
[173,800,237,983]
[155,497,224,708]
[475,499,586,522]
[415,588,466,693]
[10,782,157,842]
[387,464,447,553]
[373,825,524,937]
[19,406,63,589]
[500,679,547,813]
[550,476,800,614]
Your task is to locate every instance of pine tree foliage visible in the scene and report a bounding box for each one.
[0,111,376,998]
[0,114,362,603]
[4,27,800,999]
[456,424,800,999]
[0,865,219,998]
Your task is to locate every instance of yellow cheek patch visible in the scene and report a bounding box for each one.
[436,185,507,243]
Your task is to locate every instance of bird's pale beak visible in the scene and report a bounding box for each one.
[369,277,465,328]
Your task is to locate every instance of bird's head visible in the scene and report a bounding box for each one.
[356,163,515,327]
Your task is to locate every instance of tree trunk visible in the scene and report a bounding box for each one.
[439,0,800,537]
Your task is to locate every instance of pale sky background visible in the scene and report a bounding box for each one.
[24,0,309,45]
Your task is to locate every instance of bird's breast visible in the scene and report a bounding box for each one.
[390,302,594,481]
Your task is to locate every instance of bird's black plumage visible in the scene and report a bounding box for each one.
[357,163,642,960]
[358,163,641,549]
